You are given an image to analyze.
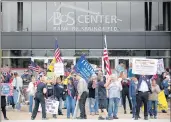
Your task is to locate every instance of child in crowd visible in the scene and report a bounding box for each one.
[148,79,160,119]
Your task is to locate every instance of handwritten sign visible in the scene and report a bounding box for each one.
[54,63,64,76]
[132,58,158,75]
[39,98,59,114]
[157,59,165,74]
[1,83,13,96]
[74,55,95,81]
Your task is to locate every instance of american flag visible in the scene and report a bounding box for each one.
[28,61,40,72]
[103,35,112,76]
[54,40,63,62]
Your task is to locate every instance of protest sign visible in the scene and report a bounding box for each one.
[157,59,165,74]
[74,55,95,81]
[39,98,59,114]
[54,63,64,76]
[132,58,158,75]
[1,83,13,96]
[47,72,55,80]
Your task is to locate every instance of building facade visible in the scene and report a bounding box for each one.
[0,0,171,71]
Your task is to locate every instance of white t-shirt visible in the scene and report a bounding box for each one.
[12,76,23,90]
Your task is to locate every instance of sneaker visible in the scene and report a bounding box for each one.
[98,116,105,120]
[134,116,138,120]
[154,116,157,119]
[31,117,35,120]
[29,112,32,114]
[124,111,127,114]
[144,116,148,120]
[113,116,119,119]
[4,118,9,120]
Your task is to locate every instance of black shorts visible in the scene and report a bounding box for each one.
[98,99,107,109]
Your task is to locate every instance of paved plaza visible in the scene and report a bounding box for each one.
[1,103,170,121]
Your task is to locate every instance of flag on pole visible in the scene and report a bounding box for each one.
[103,35,112,76]
[54,40,62,63]
[28,61,40,72]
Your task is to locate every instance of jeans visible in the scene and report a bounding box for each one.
[108,97,120,117]
[131,96,136,117]
[64,100,67,108]
[13,89,21,110]
[89,98,95,113]
[29,95,34,113]
[66,95,76,118]
[148,100,158,117]
[95,97,99,113]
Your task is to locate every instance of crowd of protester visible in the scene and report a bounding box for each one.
[0,63,171,120]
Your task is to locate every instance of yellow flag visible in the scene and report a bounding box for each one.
[63,74,71,85]
[158,90,168,111]
[48,58,56,72]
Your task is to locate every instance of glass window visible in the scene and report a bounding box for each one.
[102,2,117,32]
[131,2,145,31]
[151,2,159,31]
[23,2,31,31]
[2,50,31,56]
[32,2,46,31]
[75,2,89,28]
[117,2,131,31]
[2,58,30,68]
[61,2,75,31]
[31,50,47,56]
[2,2,17,32]
[89,2,102,31]
[158,2,163,31]
[47,2,61,31]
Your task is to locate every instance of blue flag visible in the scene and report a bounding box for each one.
[74,55,95,82]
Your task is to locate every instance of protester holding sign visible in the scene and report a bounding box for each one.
[76,73,89,119]
[135,75,152,120]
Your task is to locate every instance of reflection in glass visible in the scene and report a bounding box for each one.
[2,58,30,68]
[2,50,32,56]
[131,2,145,31]
[2,2,17,32]
[47,2,61,31]
[34,59,44,68]
[23,2,31,31]
[31,50,47,56]
[61,2,75,31]
[102,2,117,32]
[117,2,130,31]
[152,2,159,31]
[32,2,46,31]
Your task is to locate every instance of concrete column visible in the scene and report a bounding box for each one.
[164,50,171,68]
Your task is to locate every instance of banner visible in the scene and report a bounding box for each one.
[74,55,95,81]
[54,63,64,76]
[1,83,13,96]
[47,72,55,80]
[39,98,59,114]
[157,59,165,74]
[48,58,56,71]
[132,58,158,75]
[158,90,168,111]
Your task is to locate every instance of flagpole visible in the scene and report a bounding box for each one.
[104,35,107,49]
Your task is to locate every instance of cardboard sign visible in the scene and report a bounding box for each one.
[1,83,13,96]
[74,55,95,81]
[54,63,64,76]
[39,98,59,114]
[132,58,158,75]
[157,59,165,74]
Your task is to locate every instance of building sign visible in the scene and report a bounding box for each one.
[48,3,122,32]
